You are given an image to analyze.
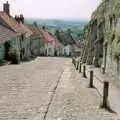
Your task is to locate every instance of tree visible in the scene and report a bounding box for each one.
[55,29,75,45]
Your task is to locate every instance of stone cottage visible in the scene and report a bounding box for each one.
[0,24,18,64]
[39,28,56,56]
[26,23,45,56]
[54,38,65,56]
[64,44,73,57]
[72,45,81,58]
[0,1,33,61]
[81,0,120,81]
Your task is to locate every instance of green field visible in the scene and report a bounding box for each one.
[25,18,88,43]
[25,19,87,29]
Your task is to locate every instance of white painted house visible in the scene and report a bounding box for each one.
[64,45,72,57]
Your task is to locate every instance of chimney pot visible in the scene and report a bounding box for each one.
[20,14,24,24]
[15,15,20,23]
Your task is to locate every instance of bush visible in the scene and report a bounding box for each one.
[9,47,20,64]
[0,59,5,66]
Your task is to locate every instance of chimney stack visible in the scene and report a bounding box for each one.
[19,14,24,24]
[15,15,20,23]
[3,1,10,15]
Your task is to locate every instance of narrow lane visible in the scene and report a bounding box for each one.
[0,57,70,120]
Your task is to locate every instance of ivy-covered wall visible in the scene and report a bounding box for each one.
[102,0,120,79]
[39,39,46,56]
[0,32,46,65]
[31,38,41,56]
[19,36,32,61]
[84,0,120,80]
[0,44,5,64]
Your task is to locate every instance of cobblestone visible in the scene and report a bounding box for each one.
[0,57,69,120]
[0,57,119,120]
[45,61,119,120]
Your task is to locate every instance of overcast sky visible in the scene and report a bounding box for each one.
[0,0,101,20]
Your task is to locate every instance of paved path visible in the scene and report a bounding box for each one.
[85,65,120,116]
[0,57,69,120]
[45,61,118,120]
[0,57,119,120]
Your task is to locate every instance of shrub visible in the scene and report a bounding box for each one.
[9,47,20,64]
[0,59,5,66]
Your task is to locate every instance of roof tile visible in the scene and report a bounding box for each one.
[26,24,42,38]
[39,28,56,44]
[0,12,32,37]
[0,25,17,44]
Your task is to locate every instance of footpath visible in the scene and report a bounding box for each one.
[45,61,119,120]
[85,65,120,116]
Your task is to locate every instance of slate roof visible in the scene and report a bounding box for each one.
[0,25,17,44]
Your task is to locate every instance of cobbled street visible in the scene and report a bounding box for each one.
[0,57,119,120]
[0,57,68,120]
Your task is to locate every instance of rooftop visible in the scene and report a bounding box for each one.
[0,24,17,44]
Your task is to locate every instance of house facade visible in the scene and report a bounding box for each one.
[80,0,120,81]
[64,45,72,57]
[0,2,32,63]
[0,24,19,64]
[54,41,64,56]
[0,1,68,65]
[72,45,81,58]
[39,28,57,56]
[26,23,45,56]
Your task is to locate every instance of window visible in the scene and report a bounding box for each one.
[110,17,112,29]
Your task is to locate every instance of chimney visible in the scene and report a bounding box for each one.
[3,1,10,15]
[15,15,20,23]
[33,22,37,27]
[19,14,24,24]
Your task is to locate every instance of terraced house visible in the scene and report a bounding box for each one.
[0,1,66,65]
[54,37,65,56]
[0,1,46,64]
[39,27,60,56]
[0,24,18,64]
[81,0,120,81]
[26,23,45,56]
[0,1,34,63]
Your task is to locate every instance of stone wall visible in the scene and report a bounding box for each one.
[82,0,120,81]
[103,0,120,80]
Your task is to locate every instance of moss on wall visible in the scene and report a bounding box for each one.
[0,44,5,64]
[7,38,20,64]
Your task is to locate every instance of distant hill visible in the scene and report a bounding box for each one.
[25,19,87,29]
[25,18,88,41]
